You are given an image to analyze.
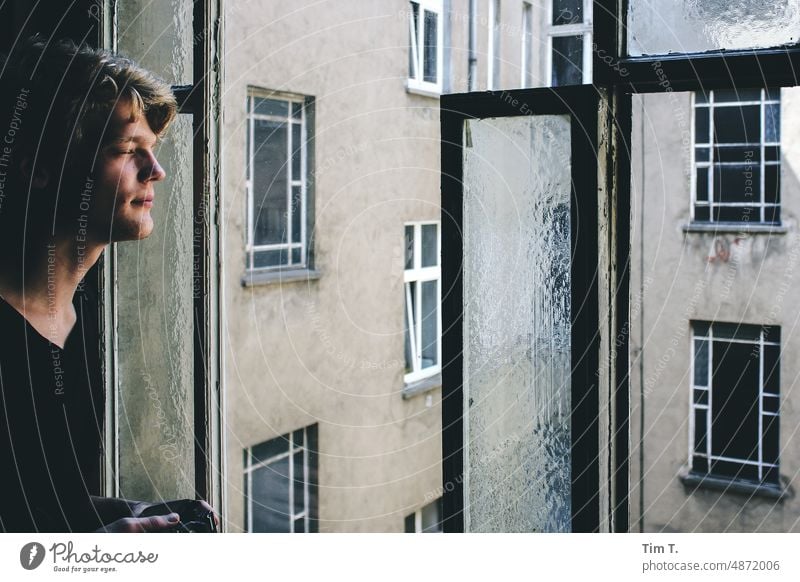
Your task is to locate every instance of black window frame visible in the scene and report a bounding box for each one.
[440,0,800,533]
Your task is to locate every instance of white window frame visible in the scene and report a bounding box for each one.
[245,89,308,271]
[405,498,443,532]
[689,322,780,485]
[691,89,781,225]
[487,0,501,90]
[545,0,593,86]
[408,0,444,95]
[244,426,315,533]
[520,1,534,88]
[404,222,442,384]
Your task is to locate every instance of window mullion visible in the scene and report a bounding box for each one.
[760,90,766,223]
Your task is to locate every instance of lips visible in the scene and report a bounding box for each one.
[131,195,154,208]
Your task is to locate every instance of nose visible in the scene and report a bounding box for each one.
[141,152,166,182]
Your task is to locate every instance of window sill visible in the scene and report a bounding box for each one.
[241,268,322,287]
[682,222,788,235]
[405,81,441,99]
[402,373,442,399]
[679,470,790,500]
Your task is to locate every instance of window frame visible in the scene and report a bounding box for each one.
[520,1,534,88]
[407,0,444,96]
[689,322,781,488]
[244,425,318,533]
[545,0,593,86]
[404,221,442,385]
[245,88,310,272]
[691,89,781,226]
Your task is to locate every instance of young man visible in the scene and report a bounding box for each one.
[0,37,214,532]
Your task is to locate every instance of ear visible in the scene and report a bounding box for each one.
[20,157,50,189]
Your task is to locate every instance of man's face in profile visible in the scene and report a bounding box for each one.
[88,99,166,242]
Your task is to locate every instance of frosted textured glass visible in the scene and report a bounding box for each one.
[629,1,800,56]
[463,115,572,532]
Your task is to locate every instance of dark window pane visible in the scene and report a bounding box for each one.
[710,459,758,482]
[552,0,582,25]
[714,146,758,163]
[253,119,288,245]
[693,205,710,221]
[293,451,305,515]
[764,326,780,343]
[693,389,708,406]
[695,148,710,162]
[405,225,414,269]
[693,321,711,336]
[405,282,416,372]
[293,517,306,533]
[251,459,290,532]
[712,322,761,341]
[764,205,780,224]
[764,344,780,394]
[293,428,304,447]
[291,186,303,244]
[713,165,759,204]
[421,280,438,369]
[306,425,319,532]
[764,466,780,485]
[692,456,708,474]
[291,101,304,119]
[694,408,707,453]
[763,396,779,415]
[254,249,288,269]
[713,105,760,144]
[714,89,762,103]
[292,123,302,179]
[713,206,758,223]
[695,92,709,104]
[405,514,416,533]
[423,10,438,83]
[695,106,709,143]
[765,145,780,162]
[711,341,760,462]
[551,35,583,87]
[421,224,438,267]
[291,247,302,265]
[695,168,708,202]
[421,499,442,532]
[764,165,780,205]
[251,434,289,464]
[694,339,709,385]
[253,97,289,117]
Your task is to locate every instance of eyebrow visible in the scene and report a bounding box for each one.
[110,135,159,146]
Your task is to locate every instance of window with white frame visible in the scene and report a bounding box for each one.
[246,90,311,270]
[404,222,441,383]
[693,89,781,225]
[408,0,444,94]
[690,322,780,487]
[520,2,534,88]
[487,0,501,90]
[547,0,592,86]
[404,498,443,532]
[244,425,318,532]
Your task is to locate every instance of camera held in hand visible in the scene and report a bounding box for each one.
[138,500,218,533]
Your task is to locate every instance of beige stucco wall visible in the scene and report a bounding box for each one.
[222,0,447,532]
[630,88,800,532]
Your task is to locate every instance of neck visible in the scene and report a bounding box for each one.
[0,232,105,346]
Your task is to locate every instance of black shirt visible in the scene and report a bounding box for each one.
[0,288,105,532]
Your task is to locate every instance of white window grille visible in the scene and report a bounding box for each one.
[408,0,444,95]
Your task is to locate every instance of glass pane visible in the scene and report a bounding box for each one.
[405,225,415,269]
[421,224,438,267]
[253,97,289,117]
[409,1,420,78]
[253,119,288,245]
[766,103,781,142]
[628,0,800,56]
[254,249,288,269]
[423,10,438,83]
[291,101,304,119]
[291,186,303,244]
[251,460,290,532]
[420,280,438,369]
[405,283,417,373]
[552,0,583,25]
[292,122,302,179]
[713,106,760,143]
[551,35,583,87]
[693,340,709,386]
[404,513,416,533]
[463,115,572,532]
[420,499,442,532]
[293,451,305,515]
[251,434,289,464]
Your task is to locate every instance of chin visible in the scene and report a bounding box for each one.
[112,216,154,242]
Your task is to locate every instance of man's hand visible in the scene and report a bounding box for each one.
[96,513,181,533]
